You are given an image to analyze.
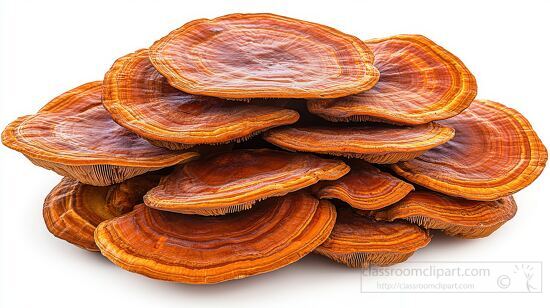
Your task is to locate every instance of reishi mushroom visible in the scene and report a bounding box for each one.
[262,122,455,164]
[391,100,548,200]
[144,149,350,215]
[1,13,547,285]
[307,34,477,125]
[95,192,336,284]
[43,173,162,251]
[103,49,300,150]
[149,13,379,99]
[372,190,517,238]
[316,205,431,268]
[1,82,199,186]
[312,160,414,210]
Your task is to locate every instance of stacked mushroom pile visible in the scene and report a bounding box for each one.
[2,14,547,284]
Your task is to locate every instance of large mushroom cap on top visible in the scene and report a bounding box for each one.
[316,206,430,268]
[103,49,300,150]
[95,192,337,284]
[312,160,414,210]
[262,123,455,164]
[391,100,548,201]
[144,148,349,215]
[149,13,379,99]
[1,82,199,185]
[43,174,161,251]
[307,34,477,125]
[372,190,517,239]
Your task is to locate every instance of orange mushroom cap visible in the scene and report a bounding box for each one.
[43,174,162,251]
[144,149,349,215]
[372,190,517,238]
[95,192,336,284]
[149,13,379,99]
[103,49,300,150]
[312,160,414,210]
[391,100,548,200]
[1,82,199,185]
[316,205,430,268]
[307,34,477,125]
[263,123,455,164]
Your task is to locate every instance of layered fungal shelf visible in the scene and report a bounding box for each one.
[2,13,547,284]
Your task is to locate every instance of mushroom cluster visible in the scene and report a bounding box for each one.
[2,13,547,284]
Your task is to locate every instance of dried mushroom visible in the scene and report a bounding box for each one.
[103,49,300,150]
[43,173,161,251]
[316,206,430,268]
[263,123,454,164]
[312,160,414,210]
[392,100,548,200]
[2,13,547,284]
[149,13,379,99]
[307,35,477,125]
[372,190,517,238]
[95,192,336,284]
[1,82,199,186]
[144,149,349,215]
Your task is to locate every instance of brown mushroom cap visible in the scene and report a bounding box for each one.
[262,123,455,164]
[1,82,199,185]
[312,160,414,210]
[372,190,517,239]
[316,206,430,268]
[392,100,548,200]
[307,34,477,125]
[95,192,336,284]
[43,174,161,251]
[149,13,379,99]
[144,149,349,215]
[103,49,300,150]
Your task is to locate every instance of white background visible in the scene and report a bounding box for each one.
[1,0,549,307]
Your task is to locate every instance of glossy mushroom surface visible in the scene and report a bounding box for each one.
[392,100,548,200]
[103,49,300,150]
[263,123,455,164]
[316,206,430,268]
[95,192,336,284]
[43,174,161,251]
[307,34,477,125]
[144,149,349,215]
[372,190,517,238]
[149,13,379,99]
[312,160,414,210]
[1,82,199,185]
